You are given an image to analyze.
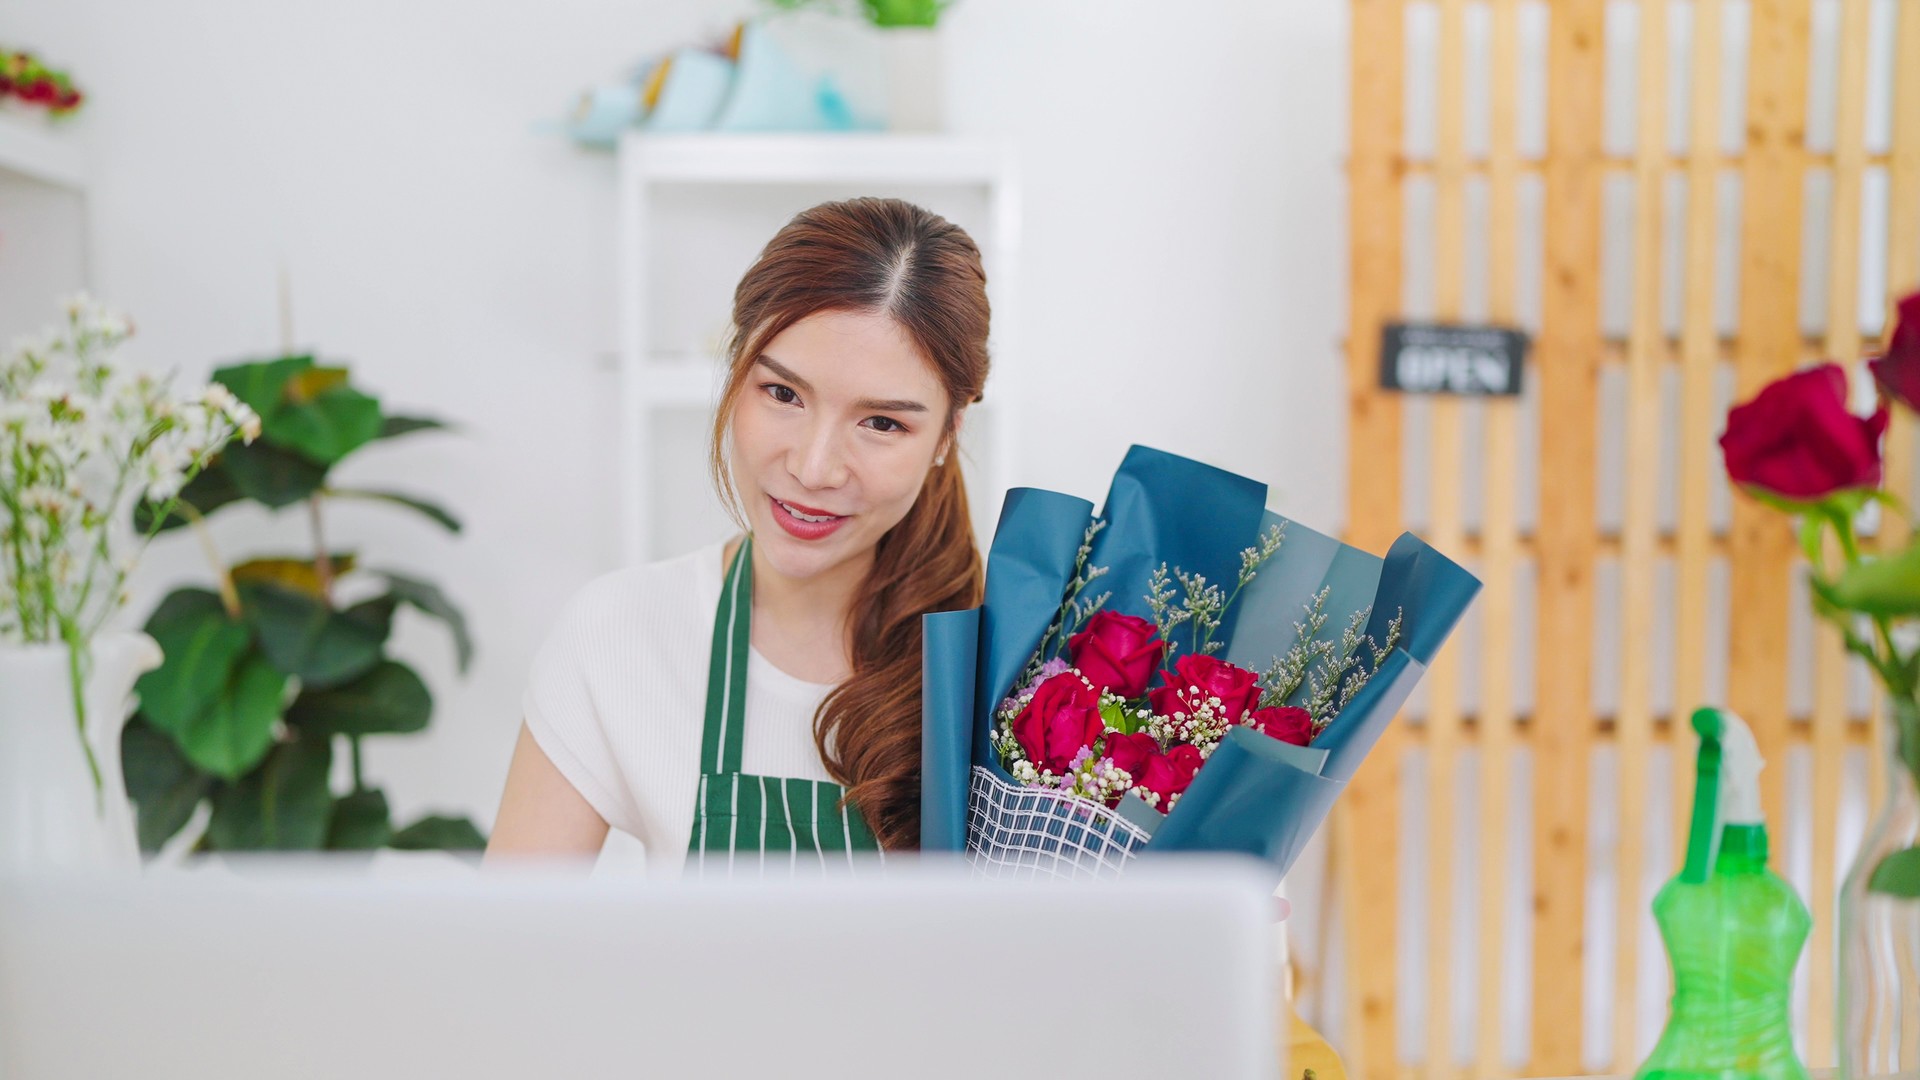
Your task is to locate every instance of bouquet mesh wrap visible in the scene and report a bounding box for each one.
[963,765,1152,880]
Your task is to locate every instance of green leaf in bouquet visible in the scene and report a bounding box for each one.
[264,385,383,465]
[1099,698,1136,736]
[221,438,329,507]
[328,488,462,533]
[1826,544,1920,616]
[136,589,251,738]
[390,814,487,852]
[133,460,245,533]
[326,788,394,850]
[376,569,474,672]
[1869,845,1920,897]
[231,554,358,599]
[286,660,432,736]
[120,715,213,853]
[376,415,450,440]
[212,355,313,420]
[238,581,387,688]
[205,734,334,850]
[175,652,289,780]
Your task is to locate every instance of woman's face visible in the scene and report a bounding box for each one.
[729,307,958,584]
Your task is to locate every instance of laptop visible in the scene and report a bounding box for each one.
[0,853,1281,1079]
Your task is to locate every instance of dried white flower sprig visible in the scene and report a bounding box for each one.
[0,294,258,794]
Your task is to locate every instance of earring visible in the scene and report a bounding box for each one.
[934,452,947,467]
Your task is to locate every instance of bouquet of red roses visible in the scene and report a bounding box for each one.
[921,445,1479,882]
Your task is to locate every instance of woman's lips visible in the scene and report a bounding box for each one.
[769,494,849,539]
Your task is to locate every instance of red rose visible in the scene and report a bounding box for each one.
[1067,610,1165,699]
[1719,363,1887,502]
[1101,731,1157,780]
[1011,670,1104,775]
[1136,744,1204,812]
[1871,292,1920,412]
[1147,653,1263,724]
[1246,705,1314,746]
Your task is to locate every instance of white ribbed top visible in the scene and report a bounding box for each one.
[521,533,839,879]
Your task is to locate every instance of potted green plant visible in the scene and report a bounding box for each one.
[123,354,485,857]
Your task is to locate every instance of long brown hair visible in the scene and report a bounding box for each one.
[707,197,990,849]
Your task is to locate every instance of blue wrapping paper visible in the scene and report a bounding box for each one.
[919,444,1481,880]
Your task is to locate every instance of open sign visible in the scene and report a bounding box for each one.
[1379,322,1528,396]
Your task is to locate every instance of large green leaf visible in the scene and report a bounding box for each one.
[1869,846,1920,897]
[204,735,334,850]
[221,439,328,507]
[121,715,212,854]
[265,385,382,465]
[378,570,473,672]
[175,653,288,780]
[327,788,393,850]
[239,581,387,688]
[231,553,358,599]
[212,355,313,420]
[390,814,486,852]
[328,488,462,533]
[377,415,449,440]
[133,460,245,533]
[286,660,432,736]
[1828,545,1920,615]
[136,589,250,739]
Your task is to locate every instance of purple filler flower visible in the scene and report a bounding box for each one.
[1022,657,1072,696]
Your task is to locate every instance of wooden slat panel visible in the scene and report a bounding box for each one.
[1729,0,1811,874]
[1532,0,1607,1071]
[1475,2,1522,1077]
[1340,2,1407,1077]
[1613,0,1669,1065]
[1806,0,1874,1063]
[1424,1,1469,1075]
[1674,0,1727,878]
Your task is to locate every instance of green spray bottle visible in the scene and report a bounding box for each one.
[1637,707,1811,1080]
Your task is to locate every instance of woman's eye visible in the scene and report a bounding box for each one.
[866,417,907,434]
[763,383,798,405]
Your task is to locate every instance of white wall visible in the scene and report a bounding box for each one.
[0,0,1351,833]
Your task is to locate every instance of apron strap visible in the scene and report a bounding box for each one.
[700,533,753,776]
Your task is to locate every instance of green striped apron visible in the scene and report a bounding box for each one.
[686,533,882,877]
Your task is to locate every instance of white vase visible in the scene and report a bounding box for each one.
[880,27,944,133]
[0,631,162,875]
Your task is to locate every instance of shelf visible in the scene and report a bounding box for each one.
[0,112,86,190]
[618,132,1009,185]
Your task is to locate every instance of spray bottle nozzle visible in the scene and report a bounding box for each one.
[1682,707,1767,884]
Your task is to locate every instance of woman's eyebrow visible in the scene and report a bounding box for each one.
[755,354,929,413]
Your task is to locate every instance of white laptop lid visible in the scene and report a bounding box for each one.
[0,854,1280,1080]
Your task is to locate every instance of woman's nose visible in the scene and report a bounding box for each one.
[789,419,850,492]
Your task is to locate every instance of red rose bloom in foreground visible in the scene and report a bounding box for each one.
[1870,292,1920,412]
[1246,705,1314,746]
[1011,671,1104,775]
[1067,610,1165,699]
[1719,363,1887,502]
[1101,731,1157,780]
[1147,653,1263,724]
[1136,744,1205,811]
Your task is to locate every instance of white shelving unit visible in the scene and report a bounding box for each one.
[615,131,1024,566]
[0,111,87,190]
[0,111,90,344]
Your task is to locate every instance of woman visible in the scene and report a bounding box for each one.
[485,196,989,872]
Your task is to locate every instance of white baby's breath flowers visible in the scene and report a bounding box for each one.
[2,293,255,649]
